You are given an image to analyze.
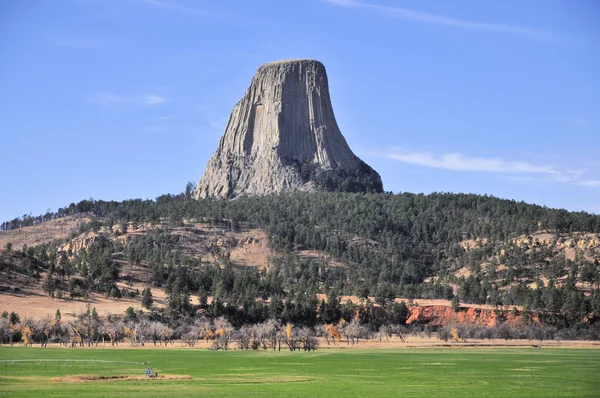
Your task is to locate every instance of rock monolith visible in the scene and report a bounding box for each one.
[194,59,383,199]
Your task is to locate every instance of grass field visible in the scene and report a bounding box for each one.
[1,346,599,397]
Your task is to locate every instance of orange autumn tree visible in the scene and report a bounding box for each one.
[324,323,341,344]
[212,317,232,350]
[202,323,214,342]
[21,325,33,347]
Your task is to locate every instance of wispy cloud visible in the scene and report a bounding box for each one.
[194,105,228,130]
[387,150,560,175]
[324,0,575,45]
[154,115,178,121]
[141,125,167,132]
[140,0,209,15]
[47,35,119,49]
[89,92,170,106]
[385,149,598,188]
[566,118,592,127]
[579,180,600,188]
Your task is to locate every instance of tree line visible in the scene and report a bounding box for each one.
[1,186,600,335]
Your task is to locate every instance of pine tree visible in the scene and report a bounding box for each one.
[141,287,154,309]
[43,271,56,297]
[451,294,461,312]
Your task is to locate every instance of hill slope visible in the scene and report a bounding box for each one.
[1,191,599,332]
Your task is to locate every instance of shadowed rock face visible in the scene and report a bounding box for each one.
[194,59,383,199]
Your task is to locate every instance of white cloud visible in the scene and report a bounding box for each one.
[90,92,170,106]
[385,149,598,188]
[141,125,167,132]
[47,35,119,49]
[387,150,558,174]
[566,118,592,127]
[140,0,208,15]
[579,180,600,188]
[324,0,575,45]
[194,105,228,130]
[143,95,169,105]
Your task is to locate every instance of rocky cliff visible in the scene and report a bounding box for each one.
[194,59,383,199]
[405,305,539,327]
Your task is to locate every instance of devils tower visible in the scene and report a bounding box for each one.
[194,59,383,199]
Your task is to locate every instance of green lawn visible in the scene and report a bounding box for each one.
[0,346,598,397]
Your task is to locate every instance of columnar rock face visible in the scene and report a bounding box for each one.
[194,59,383,199]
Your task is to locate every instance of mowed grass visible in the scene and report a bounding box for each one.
[0,346,599,397]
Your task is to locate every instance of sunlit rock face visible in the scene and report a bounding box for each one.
[194,59,383,199]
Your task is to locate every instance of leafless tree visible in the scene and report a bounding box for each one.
[182,329,199,347]
[378,325,391,342]
[147,321,166,346]
[391,325,407,343]
[105,317,125,346]
[49,322,71,347]
[263,319,279,350]
[211,317,233,350]
[234,325,252,350]
[297,327,319,351]
[182,319,206,347]
[276,325,287,351]
[74,306,104,346]
[342,319,362,345]
[0,318,15,345]
[69,322,85,347]
[124,317,150,346]
[283,323,299,351]
[251,320,278,350]
[35,316,53,347]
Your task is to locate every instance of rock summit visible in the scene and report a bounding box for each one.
[194,59,383,199]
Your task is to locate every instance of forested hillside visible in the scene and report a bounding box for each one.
[1,188,600,337]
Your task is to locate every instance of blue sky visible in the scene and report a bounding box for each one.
[1,0,599,222]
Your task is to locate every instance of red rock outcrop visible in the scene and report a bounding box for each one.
[406,305,538,327]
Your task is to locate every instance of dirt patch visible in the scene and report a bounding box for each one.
[459,238,488,251]
[0,290,146,321]
[53,374,192,382]
[0,215,90,249]
[454,267,471,279]
[229,229,273,269]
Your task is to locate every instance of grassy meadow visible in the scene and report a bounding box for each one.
[0,346,599,397]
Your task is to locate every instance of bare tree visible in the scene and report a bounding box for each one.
[251,320,278,350]
[0,318,15,345]
[297,327,319,351]
[378,325,391,343]
[105,317,125,346]
[234,325,252,350]
[182,329,199,347]
[36,316,53,347]
[182,319,206,347]
[391,325,407,343]
[341,319,368,345]
[124,317,150,346]
[212,317,233,350]
[161,324,174,346]
[49,322,71,347]
[284,323,298,351]
[69,322,85,347]
[276,325,287,351]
